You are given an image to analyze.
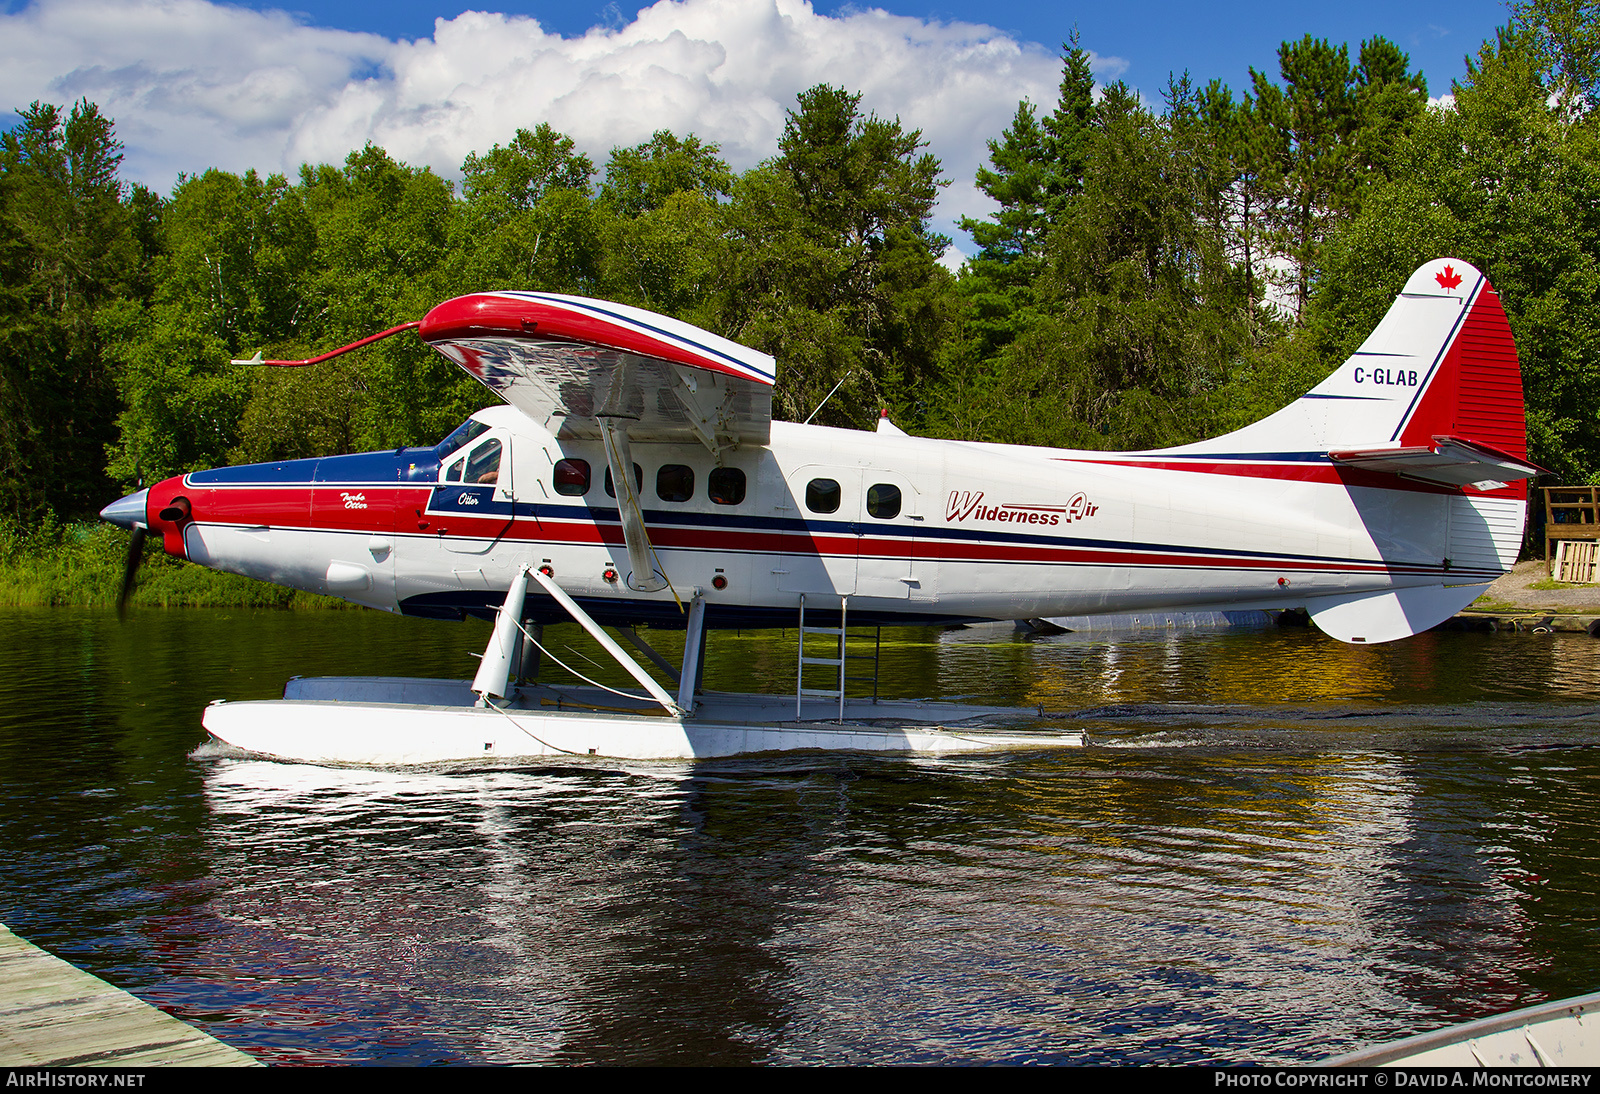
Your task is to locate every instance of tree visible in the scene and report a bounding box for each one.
[933,80,1248,451]
[599,131,732,216]
[451,125,599,297]
[1245,35,1427,320]
[716,86,951,427]
[1040,33,1099,219]
[291,145,465,455]
[955,38,1100,361]
[956,102,1053,359]
[1353,36,1430,185]
[105,168,309,483]
[0,100,143,518]
[1512,0,1600,117]
[1312,23,1600,481]
[1037,82,1244,448]
[596,133,733,318]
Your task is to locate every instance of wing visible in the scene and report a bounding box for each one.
[420,291,775,596]
[418,291,775,452]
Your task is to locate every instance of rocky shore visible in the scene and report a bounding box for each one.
[1455,560,1600,634]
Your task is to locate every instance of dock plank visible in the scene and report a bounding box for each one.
[0,924,260,1067]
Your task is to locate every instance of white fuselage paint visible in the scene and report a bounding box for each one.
[178,405,1524,626]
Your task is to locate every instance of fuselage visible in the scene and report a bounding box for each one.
[131,404,1522,630]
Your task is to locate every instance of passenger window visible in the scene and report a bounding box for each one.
[806,478,841,514]
[867,483,901,519]
[709,467,746,505]
[444,458,464,483]
[465,438,502,484]
[604,463,644,498]
[657,464,694,502]
[553,458,590,496]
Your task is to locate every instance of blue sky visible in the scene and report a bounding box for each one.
[237,0,1514,96]
[0,0,1519,254]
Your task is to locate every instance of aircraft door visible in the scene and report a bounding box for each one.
[855,472,920,600]
[397,430,515,602]
[433,433,514,555]
[776,467,859,597]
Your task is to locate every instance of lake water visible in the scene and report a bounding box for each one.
[1,607,1597,1065]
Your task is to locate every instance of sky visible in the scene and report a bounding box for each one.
[0,0,1517,257]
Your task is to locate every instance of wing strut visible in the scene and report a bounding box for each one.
[598,419,670,593]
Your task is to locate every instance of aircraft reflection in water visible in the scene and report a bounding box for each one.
[99,259,1543,764]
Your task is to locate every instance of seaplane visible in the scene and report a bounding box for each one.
[99,258,1539,765]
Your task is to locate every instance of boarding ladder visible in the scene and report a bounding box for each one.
[795,594,882,722]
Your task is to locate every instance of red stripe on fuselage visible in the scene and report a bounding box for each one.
[178,480,1478,583]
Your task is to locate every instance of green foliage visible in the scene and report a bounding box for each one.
[1243,35,1427,318]
[105,168,302,482]
[937,67,1251,449]
[955,37,1100,364]
[597,133,733,317]
[599,131,732,216]
[1512,0,1600,116]
[0,101,144,518]
[452,125,600,295]
[714,85,951,428]
[297,146,469,452]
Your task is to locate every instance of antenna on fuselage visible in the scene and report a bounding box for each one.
[802,371,854,425]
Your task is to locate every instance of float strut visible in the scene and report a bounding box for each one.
[529,568,685,717]
[473,566,531,704]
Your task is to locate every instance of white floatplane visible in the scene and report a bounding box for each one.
[100,259,1540,764]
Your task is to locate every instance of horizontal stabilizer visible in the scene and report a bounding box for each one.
[1330,436,1547,489]
[1306,583,1488,644]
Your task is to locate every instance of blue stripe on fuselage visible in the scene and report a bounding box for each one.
[187,447,442,486]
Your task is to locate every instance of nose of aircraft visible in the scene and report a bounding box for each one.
[99,489,149,530]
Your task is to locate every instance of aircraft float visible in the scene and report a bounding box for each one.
[100,258,1539,765]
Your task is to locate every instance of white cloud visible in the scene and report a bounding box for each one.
[0,0,1131,246]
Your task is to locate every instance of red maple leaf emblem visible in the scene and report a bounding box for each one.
[1435,264,1463,291]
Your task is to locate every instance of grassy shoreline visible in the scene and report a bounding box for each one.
[0,518,351,609]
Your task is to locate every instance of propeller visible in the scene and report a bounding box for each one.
[99,488,151,620]
[117,525,146,621]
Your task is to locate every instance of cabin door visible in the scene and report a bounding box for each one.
[853,471,920,600]
[776,466,858,598]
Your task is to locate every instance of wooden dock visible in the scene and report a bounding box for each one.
[0,923,260,1067]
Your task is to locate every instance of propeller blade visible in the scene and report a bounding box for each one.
[117,525,146,621]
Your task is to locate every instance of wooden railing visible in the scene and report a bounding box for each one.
[1545,485,1600,581]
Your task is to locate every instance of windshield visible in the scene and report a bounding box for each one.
[436,418,490,460]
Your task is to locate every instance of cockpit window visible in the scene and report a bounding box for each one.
[464,438,502,485]
[437,418,490,460]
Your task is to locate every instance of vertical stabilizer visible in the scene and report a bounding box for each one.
[1181,259,1526,466]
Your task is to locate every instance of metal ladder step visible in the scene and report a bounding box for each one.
[795,594,881,722]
